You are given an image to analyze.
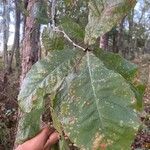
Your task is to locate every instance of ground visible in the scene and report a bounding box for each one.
[0,57,149,150]
[132,56,150,149]
[132,86,150,149]
[0,71,19,150]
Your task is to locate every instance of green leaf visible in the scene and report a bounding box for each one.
[18,1,29,16]
[84,0,136,45]
[61,17,85,41]
[36,1,49,24]
[130,83,146,111]
[59,137,70,150]
[42,27,65,51]
[54,52,140,149]
[94,49,145,110]
[16,49,84,144]
[64,0,74,7]
[94,49,138,81]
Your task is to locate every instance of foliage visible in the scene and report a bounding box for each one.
[16,0,145,149]
[94,49,145,110]
[57,0,88,28]
[36,1,49,24]
[53,52,139,149]
[130,83,146,110]
[42,27,65,51]
[17,1,29,16]
[94,49,138,81]
[16,49,84,143]
[61,17,85,41]
[84,0,136,45]
[16,47,141,149]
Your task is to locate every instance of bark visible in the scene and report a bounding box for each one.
[99,33,109,50]
[112,32,118,53]
[128,11,134,45]
[51,0,56,29]
[7,0,21,73]
[15,1,21,69]
[20,0,40,82]
[3,0,9,72]
[23,0,28,36]
[133,6,145,54]
[117,17,125,54]
[38,41,42,59]
[128,9,134,59]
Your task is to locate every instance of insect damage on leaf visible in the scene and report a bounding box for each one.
[92,132,114,150]
[92,133,105,150]
[84,0,136,45]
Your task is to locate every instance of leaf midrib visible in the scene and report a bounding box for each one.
[86,52,104,130]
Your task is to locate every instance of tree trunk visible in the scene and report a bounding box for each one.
[110,27,119,53]
[117,17,125,54]
[7,0,21,74]
[99,33,109,50]
[22,0,28,37]
[15,0,21,69]
[128,9,134,59]
[112,33,118,53]
[38,41,42,59]
[3,0,9,72]
[20,0,40,82]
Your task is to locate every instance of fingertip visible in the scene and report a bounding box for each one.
[44,132,60,149]
[48,132,60,143]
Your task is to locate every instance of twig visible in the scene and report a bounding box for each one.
[54,27,86,51]
[50,0,85,51]
[51,0,56,29]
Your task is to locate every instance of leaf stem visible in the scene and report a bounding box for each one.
[51,0,85,51]
[54,27,86,51]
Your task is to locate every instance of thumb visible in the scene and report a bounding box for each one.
[16,127,54,150]
[44,132,60,150]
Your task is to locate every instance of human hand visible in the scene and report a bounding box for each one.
[15,127,60,150]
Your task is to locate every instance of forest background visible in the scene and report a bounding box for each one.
[0,0,150,149]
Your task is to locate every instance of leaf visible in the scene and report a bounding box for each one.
[59,137,70,150]
[61,17,85,41]
[94,49,137,81]
[18,1,29,16]
[94,49,145,110]
[64,0,75,7]
[36,1,49,24]
[130,83,146,111]
[42,27,65,51]
[84,0,136,45]
[53,52,140,149]
[16,49,84,144]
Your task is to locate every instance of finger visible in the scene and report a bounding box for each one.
[29,127,55,147]
[19,127,54,150]
[44,132,60,150]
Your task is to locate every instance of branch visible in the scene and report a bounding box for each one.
[51,1,85,51]
[54,27,86,51]
[51,0,56,29]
